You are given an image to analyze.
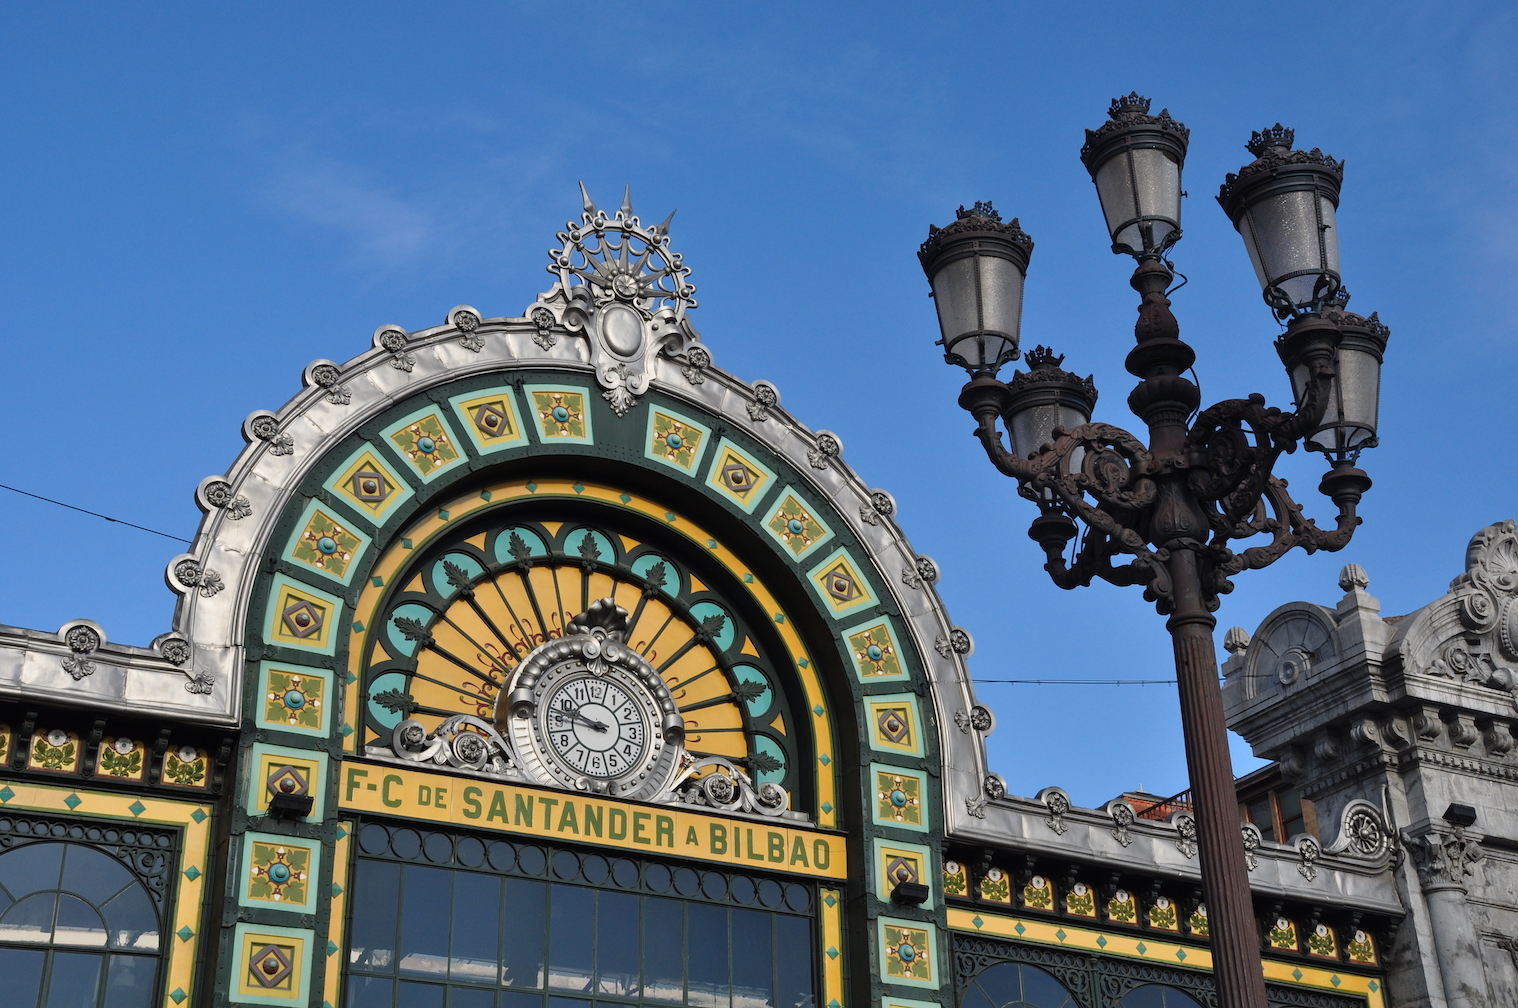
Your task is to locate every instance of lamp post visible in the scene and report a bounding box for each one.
[919,95,1388,1008]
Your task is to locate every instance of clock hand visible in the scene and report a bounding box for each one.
[557,702,609,733]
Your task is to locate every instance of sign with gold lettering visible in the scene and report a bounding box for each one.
[339,762,847,880]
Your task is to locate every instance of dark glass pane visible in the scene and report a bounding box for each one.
[502,879,546,989]
[59,848,135,907]
[457,837,487,869]
[672,868,700,897]
[516,847,546,876]
[449,987,495,1008]
[701,873,727,901]
[103,955,156,1008]
[610,860,638,889]
[642,897,684,1003]
[782,886,809,914]
[959,985,995,1008]
[596,891,639,998]
[2,892,59,943]
[359,824,391,856]
[0,947,46,1007]
[1246,798,1275,842]
[400,865,453,978]
[451,872,502,985]
[351,860,403,973]
[1018,964,1075,1008]
[730,910,772,1008]
[773,915,813,1008]
[347,974,395,1008]
[728,877,756,905]
[425,834,455,864]
[99,885,157,950]
[548,885,593,992]
[1119,986,1203,1008]
[1277,790,1305,838]
[644,864,671,893]
[53,894,107,947]
[686,902,729,1008]
[399,980,446,1008]
[581,856,609,885]
[552,852,580,881]
[44,950,104,1008]
[755,881,781,909]
[501,990,543,1008]
[392,829,423,860]
[0,844,64,901]
[488,842,516,873]
[970,963,1020,1007]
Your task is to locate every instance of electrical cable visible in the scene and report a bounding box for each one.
[973,678,1176,685]
[0,482,192,544]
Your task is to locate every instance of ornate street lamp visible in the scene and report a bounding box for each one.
[920,98,1388,1008]
[918,201,1033,377]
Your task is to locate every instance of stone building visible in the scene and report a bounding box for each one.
[0,188,1479,1008]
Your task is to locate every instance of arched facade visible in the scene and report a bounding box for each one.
[0,189,1403,1008]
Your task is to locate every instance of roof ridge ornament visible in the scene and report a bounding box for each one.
[538,183,704,416]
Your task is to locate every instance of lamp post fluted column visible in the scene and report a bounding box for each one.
[921,96,1387,1008]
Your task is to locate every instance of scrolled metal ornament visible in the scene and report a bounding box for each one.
[392,715,515,775]
[672,756,795,818]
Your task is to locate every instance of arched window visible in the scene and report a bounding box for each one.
[959,962,1077,1008]
[0,841,162,1008]
[1117,985,1205,1008]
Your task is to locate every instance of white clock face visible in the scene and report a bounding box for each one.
[543,675,648,779]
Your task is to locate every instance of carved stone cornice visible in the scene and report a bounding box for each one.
[1399,745,1518,785]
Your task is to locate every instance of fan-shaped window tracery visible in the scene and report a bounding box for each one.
[362,507,803,800]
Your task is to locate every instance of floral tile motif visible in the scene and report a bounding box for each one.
[1065,880,1095,917]
[257,662,331,736]
[1307,921,1337,958]
[942,859,968,897]
[877,918,936,986]
[1188,903,1209,937]
[1266,915,1298,950]
[873,766,927,831]
[844,618,908,681]
[29,729,80,773]
[703,438,777,514]
[383,409,464,482]
[866,694,922,756]
[1148,894,1179,931]
[1346,926,1375,962]
[234,922,312,1005]
[1107,887,1137,923]
[95,737,146,781]
[324,446,414,527]
[764,492,833,560]
[525,386,593,444]
[242,832,319,913]
[1023,873,1054,910]
[644,407,712,473]
[264,575,342,655]
[285,502,369,585]
[163,745,209,789]
[979,866,1011,903]
[449,386,527,454]
[807,548,878,618]
[0,724,10,765]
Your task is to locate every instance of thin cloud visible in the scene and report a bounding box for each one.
[264,156,438,270]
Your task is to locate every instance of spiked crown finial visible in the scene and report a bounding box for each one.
[1246,124,1296,157]
[1109,92,1152,118]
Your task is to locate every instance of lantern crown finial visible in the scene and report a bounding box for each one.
[1246,124,1296,157]
[1108,92,1152,118]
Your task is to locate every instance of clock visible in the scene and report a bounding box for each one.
[499,598,685,799]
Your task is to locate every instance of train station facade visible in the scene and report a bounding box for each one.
[0,190,1510,1008]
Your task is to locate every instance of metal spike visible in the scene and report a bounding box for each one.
[653,210,677,236]
[579,181,598,216]
[619,184,633,219]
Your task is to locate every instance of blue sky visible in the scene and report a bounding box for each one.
[2,3,1516,806]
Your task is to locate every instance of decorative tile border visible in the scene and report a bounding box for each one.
[246,742,329,821]
[877,916,938,988]
[865,693,924,758]
[380,404,468,483]
[523,384,594,445]
[255,661,333,738]
[232,921,314,1005]
[263,574,344,655]
[874,837,934,910]
[0,782,212,1008]
[947,907,1386,1008]
[323,820,354,1008]
[282,498,372,587]
[322,443,415,527]
[238,830,322,914]
[704,437,778,514]
[820,887,845,1008]
[448,385,528,455]
[871,763,928,833]
[644,405,713,474]
[807,547,879,619]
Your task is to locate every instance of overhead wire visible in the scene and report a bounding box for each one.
[0,482,192,544]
